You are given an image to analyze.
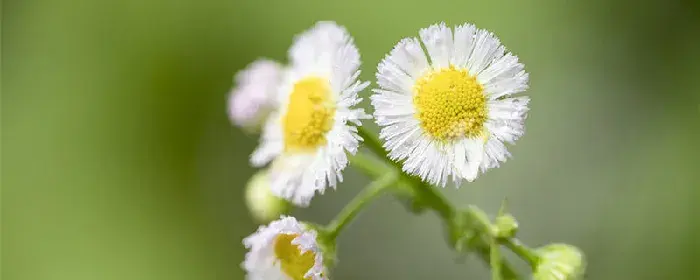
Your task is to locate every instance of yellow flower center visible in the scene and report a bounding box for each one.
[413,65,487,141]
[274,233,316,280]
[282,77,336,152]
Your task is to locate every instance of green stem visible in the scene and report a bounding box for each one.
[475,245,519,280]
[358,127,453,219]
[503,238,539,268]
[356,127,525,278]
[351,152,519,278]
[467,205,495,233]
[491,240,503,280]
[463,205,518,279]
[467,205,544,277]
[325,172,398,240]
[405,176,454,219]
[357,126,387,157]
[348,152,392,179]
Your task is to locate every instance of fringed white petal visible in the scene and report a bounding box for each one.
[242,216,326,280]
[371,22,530,186]
[419,22,453,69]
[252,21,368,206]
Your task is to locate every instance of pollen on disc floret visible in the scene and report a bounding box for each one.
[282,76,336,152]
[413,65,487,141]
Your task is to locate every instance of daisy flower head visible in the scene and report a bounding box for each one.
[243,216,327,280]
[228,59,284,130]
[371,22,530,186]
[250,22,370,206]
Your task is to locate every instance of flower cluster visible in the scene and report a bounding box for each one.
[226,21,580,280]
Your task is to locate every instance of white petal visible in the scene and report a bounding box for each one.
[250,113,283,166]
[484,70,529,100]
[466,28,505,76]
[419,22,454,69]
[250,141,282,167]
[455,137,485,182]
[386,37,430,79]
[481,137,511,172]
[478,53,523,85]
[486,97,529,143]
[451,23,477,68]
[376,58,415,94]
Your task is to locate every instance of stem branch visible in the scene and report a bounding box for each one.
[325,172,398,240]
[358,127,453,219]
[355,127,528,278]
[357,126,387,158]
[503,238,539,268]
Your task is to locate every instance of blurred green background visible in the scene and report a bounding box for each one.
[3,0,700,279]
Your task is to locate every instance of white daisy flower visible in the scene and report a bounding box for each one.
[250,22,369,206]
[243,216,326,280]
[228,59,284,130]
[371,22,530,186]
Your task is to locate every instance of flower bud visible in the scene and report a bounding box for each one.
[533,244,586,280]
[245,170,291,223]
[494,214,519,238]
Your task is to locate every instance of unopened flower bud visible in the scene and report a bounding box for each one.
[533,244,586,280]
[245,170,291,223]
[494,214,519,238]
